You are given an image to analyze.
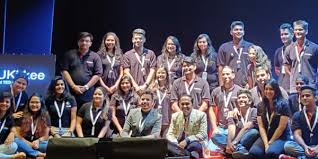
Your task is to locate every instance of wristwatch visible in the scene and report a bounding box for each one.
[84,85,89,91]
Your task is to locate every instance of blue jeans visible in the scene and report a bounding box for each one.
[284,141,318,159]
[14,137,48,157]
[211,127,259,150]
[0,142,18,159]
[186,141,203,158]
[249,137,286,159]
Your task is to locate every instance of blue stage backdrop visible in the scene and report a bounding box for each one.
[3,0,54,55]
[0,55,56,96]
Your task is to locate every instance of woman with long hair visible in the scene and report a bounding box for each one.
[110,75,139,135]
[190,34,218,91]
[13,93,50,159]
[76,87,112,138]
[150,66,171,136]
[97,32,123,94]
[157,36,184,86]
[45,76,77,137]
[0,91,26,159]
[249,79,291,159]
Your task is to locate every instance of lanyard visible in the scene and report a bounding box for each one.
[223,90,233,108]
[106,55,116,70]
[281,48,286,74]
[122,100,131,116]
[134,52,145,70]
[31,116,38,140]
[240,108,250,125]
[166,57,176,73]
[201,55,208,72]
[156,89,167,106]
[184,80,195,95]
[233,46,243,60]
[0,119,7,133]
[54,101,65,129]
[295,45,306,73]
[90,106,102,136]
[10,84,22,112]
[266,110,275,130]
[303,108,318,138]
[298,95,302,111]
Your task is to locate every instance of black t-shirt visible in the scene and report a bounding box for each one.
[46,96,77,128]
[257,99,291,140]
[0,114,13,144]
[77,102,112,137]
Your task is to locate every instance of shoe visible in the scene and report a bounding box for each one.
[279,154,296,159]
[232,148,249,159]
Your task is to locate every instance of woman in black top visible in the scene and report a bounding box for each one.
[76,87,112,138]
[0,91,26,159]
[45,76,77,137]
[249,79,291,159]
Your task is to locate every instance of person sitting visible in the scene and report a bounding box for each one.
[166,94,207,159]
[281,84,318,159]
[0,91,26,159]
[121,89,162,138]
[76,87,112,138]
[13,93,50,159]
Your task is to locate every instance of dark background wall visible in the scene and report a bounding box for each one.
[52,0,317,68]
[2,0,317,74]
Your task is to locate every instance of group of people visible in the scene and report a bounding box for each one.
[0,19,317,159]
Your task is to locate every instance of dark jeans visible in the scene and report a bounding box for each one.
[249,137,286,159]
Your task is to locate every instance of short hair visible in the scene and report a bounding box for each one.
[139,89,154,100]
[237,89,252,103]
[178,94,194,104]
[293,20,309,31]
[296,75,309,85]
[0,91,11,102]
[78,32,93,42]
[255,65,270,74]
[132,28,146,36]
[230,21,244,30]
[222,66,235,73]
[301,84,317,95]
[280,23,293,33]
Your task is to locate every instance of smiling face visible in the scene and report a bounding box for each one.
[280,28,293,44]
[182,62,195,75]
[29,96,41,113]
[140,93,154,112]
[93,88,105,106]
[248,47,257,62]
[231,25,245,40]
[221,67,235,84]
[256,69,270,86]
[132,33,145,49]
[55,79,65,96]
[197,37,208,52]
[300,89,316,107]
[12,78,27,93]
[120,78,132,94]
[105,35,116,51]
[0,97,11,113]
[237,93,250,108]
[264,84,275,100]
[156,67,167,82]
[179,95,193,117]
[294,24,307,40]
[166,38,177,54]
